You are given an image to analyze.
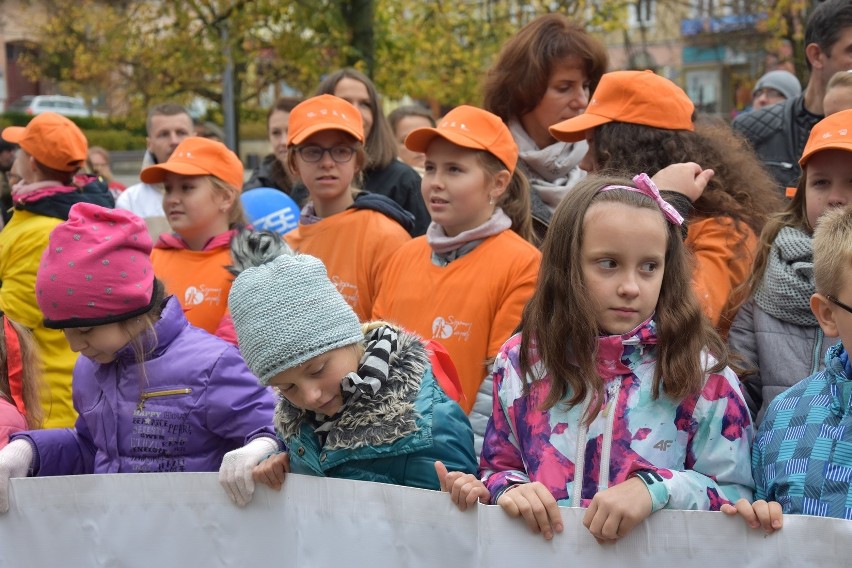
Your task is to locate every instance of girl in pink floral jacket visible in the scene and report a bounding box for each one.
[437,170,754,542]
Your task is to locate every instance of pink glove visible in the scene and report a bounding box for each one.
[219,437,279,507]
[0,439,34,513]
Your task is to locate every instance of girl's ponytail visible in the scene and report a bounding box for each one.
[477,152,537,246]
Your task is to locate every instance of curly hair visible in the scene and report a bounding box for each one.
[592,118,783,237]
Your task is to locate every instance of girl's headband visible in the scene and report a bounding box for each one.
[3,316,25,416]
[598,173,684,226]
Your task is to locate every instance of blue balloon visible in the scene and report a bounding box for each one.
[241,188,300,236]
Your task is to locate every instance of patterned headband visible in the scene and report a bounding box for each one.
[598,173,684,226]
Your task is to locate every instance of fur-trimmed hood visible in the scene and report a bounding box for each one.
[273,326,428,450]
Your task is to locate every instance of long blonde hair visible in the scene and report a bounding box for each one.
[0,315,44,430]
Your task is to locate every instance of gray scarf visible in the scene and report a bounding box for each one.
[426,208,511,266]
[753,226,817,326]
[508,118,586,213]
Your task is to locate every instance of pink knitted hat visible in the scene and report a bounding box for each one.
[36,203,157,329]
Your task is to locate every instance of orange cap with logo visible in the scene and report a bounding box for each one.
[549,70,695,143]
[287,95,364,146]
[798,109,852,167]
[1,112,88,172]
[404,105,518,173]
[140,136,244,190]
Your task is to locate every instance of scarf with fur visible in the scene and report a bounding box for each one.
[274,325,428,450]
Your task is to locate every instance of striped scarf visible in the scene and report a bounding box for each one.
[306,325,397,443]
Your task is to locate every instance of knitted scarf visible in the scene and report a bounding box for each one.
[753,226,817,326]
[427,208,511,266]
[304,325,397,444]
[508,118,586,213]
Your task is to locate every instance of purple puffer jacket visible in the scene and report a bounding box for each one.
[12,296,278,475]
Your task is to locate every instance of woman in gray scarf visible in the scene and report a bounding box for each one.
[482,14,607,241]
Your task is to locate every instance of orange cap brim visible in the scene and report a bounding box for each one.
[289,123,363,146]
[1,126,25,144]
[405,127,490,155]
[798,141,852,167]
[549,113,615,143]
[140,162,213,185]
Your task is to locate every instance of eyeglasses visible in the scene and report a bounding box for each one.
[296,145,356,163]
[827,295,852,315]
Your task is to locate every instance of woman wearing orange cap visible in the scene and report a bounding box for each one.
[372,105,541,454]
[282,94,412,322]
[550,70,783,338]
[141,136,247,344]
[482,13,608,240]
[0,112,113,428]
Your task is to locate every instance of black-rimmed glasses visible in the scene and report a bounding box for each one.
[827,295,852,315]
[296,145,356,163]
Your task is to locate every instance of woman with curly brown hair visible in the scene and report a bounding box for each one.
[482,13,608,239]
[551,71,783,337]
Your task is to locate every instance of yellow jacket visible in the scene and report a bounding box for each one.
[0,209,78,428]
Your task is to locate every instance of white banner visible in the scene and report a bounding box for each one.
[1,472,850,567]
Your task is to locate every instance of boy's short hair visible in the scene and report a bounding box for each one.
[813,207,852,296]
[827,70,852,92]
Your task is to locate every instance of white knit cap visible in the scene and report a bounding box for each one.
[228,253,362,385]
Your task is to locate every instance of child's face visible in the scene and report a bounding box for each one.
[422,138,506,237]
[293,130,359,205]
[804,150,852,229]
[268,345,361,416]
[162,173,232,244]
[12,149,36,184]
[395,115,432,169]
[64,322,138,364]
[823,85,852,117]
[581,201,667,335]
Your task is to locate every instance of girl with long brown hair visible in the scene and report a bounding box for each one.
[437,170,753,543]
[0,314,43,445]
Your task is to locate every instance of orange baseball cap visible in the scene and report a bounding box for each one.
[2,112,87,172]
[140,136,244,190]
[798,109,852,166]
[404,105,518,173]
[549,70,695,142]
[287,94,364,146]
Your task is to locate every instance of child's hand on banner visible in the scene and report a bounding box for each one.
[435,460,489,511]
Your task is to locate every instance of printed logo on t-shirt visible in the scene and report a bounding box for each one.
[184,285,222,307]
[331,275,359,309]
[432,316,473,341]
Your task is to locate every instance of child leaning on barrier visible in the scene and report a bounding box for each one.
[218,230,477,507]
[0,203,279,513]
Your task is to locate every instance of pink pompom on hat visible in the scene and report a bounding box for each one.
[36,203,157,329]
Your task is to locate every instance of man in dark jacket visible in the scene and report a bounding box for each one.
[733,0,852,191]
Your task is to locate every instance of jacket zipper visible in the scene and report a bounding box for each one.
[571,393,591,506]
[137,388,192,412]
[597,378,622,493]
[812,328,824,375]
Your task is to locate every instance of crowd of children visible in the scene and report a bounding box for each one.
[0,5,850,550]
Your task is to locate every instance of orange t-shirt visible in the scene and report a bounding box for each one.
[151,246,233,335]
[687,216,757,338]
[372,231,541,413]
[285,209,410,321]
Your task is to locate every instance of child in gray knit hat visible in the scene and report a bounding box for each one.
[219,230,477,507]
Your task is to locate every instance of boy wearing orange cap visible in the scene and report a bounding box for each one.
[141,136,246,344]
[0,112,113,428]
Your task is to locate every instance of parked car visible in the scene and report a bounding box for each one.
[7,95,93,118]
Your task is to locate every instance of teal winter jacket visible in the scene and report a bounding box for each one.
[274,327,477,489]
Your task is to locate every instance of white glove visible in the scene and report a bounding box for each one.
[219,437,279,507]
[0,439,34,513]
